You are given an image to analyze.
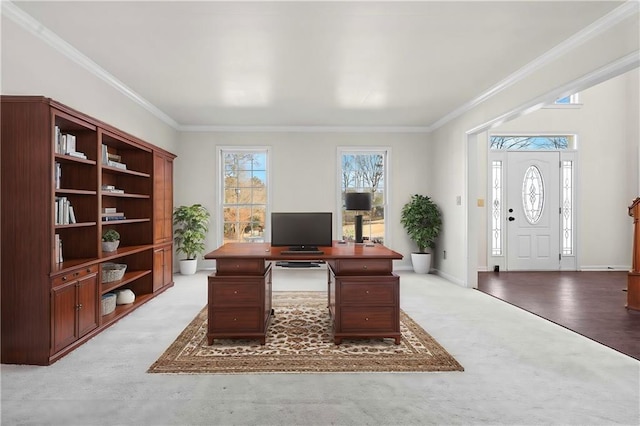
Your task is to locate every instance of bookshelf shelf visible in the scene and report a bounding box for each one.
[101,269,152,294]
[55,222,98,229]
[102,165,150,178]
[101,218,150,225]
[54,153,97,166]
[56,189,97,196]
[1,95,176,366]
[101,192,150,199]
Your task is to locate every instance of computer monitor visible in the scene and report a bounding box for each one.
[271,212,332,250]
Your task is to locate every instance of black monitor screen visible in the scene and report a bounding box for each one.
[271,212,332,248]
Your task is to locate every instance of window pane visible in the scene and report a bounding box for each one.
[490,136,571,150]
[562,160,573,255]
[491,160,502,256]
[522,165,545,225]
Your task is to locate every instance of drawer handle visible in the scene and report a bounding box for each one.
[86,268,92,273]
[365,290,369,294]
[363,265,367,269]
[62,276,67,281]
[233,318,237,321]
[234,290,238,294]
[365,317,369,321]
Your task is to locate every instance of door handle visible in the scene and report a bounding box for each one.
[508,217,515,221]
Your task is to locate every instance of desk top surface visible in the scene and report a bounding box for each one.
[204,241,403,261]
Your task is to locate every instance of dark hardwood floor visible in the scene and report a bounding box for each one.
[477,271,640,360]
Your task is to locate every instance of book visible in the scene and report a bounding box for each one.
[54,234,63,263]
[102,216,127,221]
[107,153,122,162]
[102,207,117,214]
[101,144,109,164]
[64,134,76,154]
[54,162,61,189]
[102,188,125,194]
[107,160,127,170]
[67,151,87,159]
[69,206,77,224]
[101,212,124,218]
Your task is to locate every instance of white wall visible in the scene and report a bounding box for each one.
[476,68,639,271]
[174,131,431,270]
[1,14,177,152]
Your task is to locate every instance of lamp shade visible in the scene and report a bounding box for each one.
[345,192,372,211]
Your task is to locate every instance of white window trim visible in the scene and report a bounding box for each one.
[216,145,272,247]
[336,146,392,244]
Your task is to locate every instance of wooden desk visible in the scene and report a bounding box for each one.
[204,242,403,345]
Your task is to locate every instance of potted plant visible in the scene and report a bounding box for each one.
[173,204,210,275]
[400,194,442,273]
[101,229,120,252]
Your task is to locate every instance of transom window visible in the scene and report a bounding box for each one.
[338,149,389,244]
[490,135,574,150]
[219,148,269,244]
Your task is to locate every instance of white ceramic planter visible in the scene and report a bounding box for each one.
[410,252,432,274]
[101,240,120,252]
[179,258,198,275]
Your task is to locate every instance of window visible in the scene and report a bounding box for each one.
[554,93,580,105]
[489,135,574,150]
[219,148,269,244]
[338,149,389,244]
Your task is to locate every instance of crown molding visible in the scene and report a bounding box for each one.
[2,1,179,129]
[177,124,431,133]
[429,0,640,132]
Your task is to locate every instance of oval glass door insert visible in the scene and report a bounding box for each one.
[522,165,544,224]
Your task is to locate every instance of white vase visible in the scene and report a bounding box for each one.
[410,252,432,274]
[179,258,197,275]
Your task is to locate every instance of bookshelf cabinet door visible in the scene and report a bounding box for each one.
[51,281,78,354]
[77,272,99,337]
[154,154,174,243]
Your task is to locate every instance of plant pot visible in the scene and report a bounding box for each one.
[179,258,197,275]
[410,252,432,274]
[102,240,120,252]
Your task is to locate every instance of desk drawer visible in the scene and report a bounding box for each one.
[211,282,261,305]
[210,307,262,331]
[331,259,392,275]
[339,307,397,332]
[216,258,267,275]
[340,282,396,305]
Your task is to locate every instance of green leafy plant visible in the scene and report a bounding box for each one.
[173,204,210,260]
[102,229,120,242]
[400,194,442,253]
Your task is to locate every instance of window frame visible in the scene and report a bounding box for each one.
[336,146,391,244]
[216,146,271,247]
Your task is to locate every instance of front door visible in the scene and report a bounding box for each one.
[506,151,560,270]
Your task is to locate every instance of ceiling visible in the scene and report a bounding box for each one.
[9,1,627,129]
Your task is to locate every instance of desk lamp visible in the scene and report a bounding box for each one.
[345,192,372,244]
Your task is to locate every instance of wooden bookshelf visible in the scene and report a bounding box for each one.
[0,96,176,365]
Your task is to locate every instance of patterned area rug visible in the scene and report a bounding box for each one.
[148,292,464,374]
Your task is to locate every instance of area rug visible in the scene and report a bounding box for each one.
[148,292,464,374]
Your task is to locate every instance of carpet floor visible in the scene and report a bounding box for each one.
[148,291,464,374]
